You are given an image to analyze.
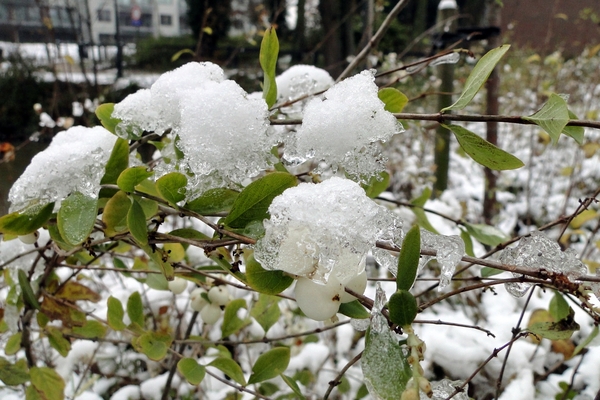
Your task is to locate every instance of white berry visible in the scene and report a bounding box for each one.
[18,231,39,245]
[200,303,222,324]
[294,276,342,321]
[340,270,368,303]
[208,286,230,306]
[190,288,208,312]
[168,277,188,294]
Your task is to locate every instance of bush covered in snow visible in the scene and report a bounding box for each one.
[2,27,600,400]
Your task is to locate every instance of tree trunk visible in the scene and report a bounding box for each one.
[318,0,344,77]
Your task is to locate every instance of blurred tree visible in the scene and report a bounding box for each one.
[186,0,232,58]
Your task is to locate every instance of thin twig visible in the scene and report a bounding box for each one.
[323,351,363,399]
[414,319,495,337]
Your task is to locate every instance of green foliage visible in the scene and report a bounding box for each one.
[178,358,206,385]
[463,222,508,247]
[248,347,290,384]
[107,296,126,331]
[397,225,420,291]
[156,172,188,207]
[361,171,390,199]
[260,27,279,108]
[523,93,570,144]
[57,192,97,246]
[224,172,297,229]
[134,35,197,71]
[0,202,54,235]
[338,300,370,319]
[29,367,65,400]
[250,294,281,333]
[245,254,294,295]
[184,188,239,215]
[0,357,30,385]
[221,298,250,337]
[101,138,130,185]
[95,103,120,135]
[208,357,246,386]
[388,290,418,327]
[18,270,40,311]
[127,292,145,328]
[443,124,524,170]
[442,44,511,112]
[117,167,154,193]
[378,88,409,113]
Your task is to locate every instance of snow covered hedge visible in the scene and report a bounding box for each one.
[1,27,600,400]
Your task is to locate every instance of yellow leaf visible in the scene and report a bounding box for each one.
[583,259,600,273]
[554,13,568,20]
[582,142,600,158]
[163,243,185,263]
[203,27,213,35]
[570,209,598,229]
[64,55,75,66]
[526,54,541,64]
[527,309,553,344]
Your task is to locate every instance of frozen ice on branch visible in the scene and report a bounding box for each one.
[500,231,588,297]
[254,177,402,285]
[282,70,402,181]
[420,229,465,290]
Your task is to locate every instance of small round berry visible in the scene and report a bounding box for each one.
[200,303,222,324]
[190,288,208,312]
[168,277,188,294]
[18,231,39,245]
[208,286,230,306]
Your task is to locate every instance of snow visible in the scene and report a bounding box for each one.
[254,177,402,285]
[499,231,588,297]
[8,125,116,212]
[282,70,402,181]
[275,64,334,116]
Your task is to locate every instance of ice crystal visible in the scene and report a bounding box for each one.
[254,177,402,285]
[420,229,465,290]
[500,231,587,297]
[420,379,469,400]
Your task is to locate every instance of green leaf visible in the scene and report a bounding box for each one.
[459,229,475,257]
[260,26,279,108]
[281,374,306,399]
[250,294,281,333]
[136,331,172,361]
[208,357,247,386]
[248,347,290,384]
[101,138,129,185]
[0,357,30,385]
[245,254,294,295]
[361,171,390,199]
[573,326,599,357]
[46,327,71,357]
[102,190,131,236]
[177,358,206,385]
[5,332,22,355]
[224,172,297,229]
[156,172,187,206]
[18,270,41,311]
[338,300,370,319]
[127,198,148,246]
[409,187,439,234]
[444,124,524,170]
[562,109,584,145]
[221,298,251,338]
[549,291,570,322]
[388,290,418,327]
[480,267,503,278]
[523,94,570,144]
[71,320,107,339]
[397,225,420,291]
[441,44,510,112]
[95,103,120,134]
[185,188,239,215]
[30,366,65,400]
[528,319,579,340]
[0,202,54,235]
[362,324,412,399]
[378,88,408,113]
[57,192,97,246]
[127,292,145,327]
[117,166,154,193]
[463,222,508,247]
[107,296,126,331]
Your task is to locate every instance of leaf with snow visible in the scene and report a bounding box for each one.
[441,44,510,112]
[378,88,408,113]
[0,202,54,236]
[523,93,570,144]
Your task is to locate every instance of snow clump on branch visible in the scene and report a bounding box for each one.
[283,70,402,182]
[113,62,276,198]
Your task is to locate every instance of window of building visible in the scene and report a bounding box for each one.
[97,9,111,22]
[160,14,172,26]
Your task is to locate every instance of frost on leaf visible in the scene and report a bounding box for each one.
[500,231,587,297]
[362,284,412,399]
[8,126,116,212]
[282,70,402,182]
[254,177,402,285]
[113,62,275,198]
[420,229,465,290]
